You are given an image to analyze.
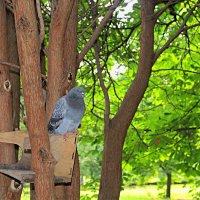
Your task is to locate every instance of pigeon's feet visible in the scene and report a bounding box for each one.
[73,130,79,136]
[63,133,69,141]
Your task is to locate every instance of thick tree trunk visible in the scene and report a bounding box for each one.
[99,126,123,200]
[7,10,22,200]
[98,1,155,199]
[47,0,74,119]
[166,172,172,199]
[64,1,80,199]
[0,1,20,199]
[47,0,80,199]
[7,11,20,131]
[13,0,56,199]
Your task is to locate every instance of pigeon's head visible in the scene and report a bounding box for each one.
[68,87,85,99]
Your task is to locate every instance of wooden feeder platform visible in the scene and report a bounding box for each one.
[0,131,77,184]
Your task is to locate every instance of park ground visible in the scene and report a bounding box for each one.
[21,184,193,200]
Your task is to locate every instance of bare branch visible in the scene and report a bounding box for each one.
[154,0,184,21]
[78,14,100,38]
[153,68,200,74]
[90,0,110,124]
[112,0,155,134]
[94,46,110,123]
[78,0,121,64]
[0,60,48,80]
[154,0,200,62]
[36,0,45,48]
[154,0,184,4]
[107,22,140,55]
[0,60,20,70]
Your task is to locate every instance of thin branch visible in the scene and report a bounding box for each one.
[153,68,200,74]
[0,60,20,70]
[154,0,184,20]
[107,22,140,56]
[90,0,110,124]
[94,47,110,122]
[78,14,100,38]
[154,0,200,62]
[131,124,148,147]
[78,0,121,64]
[154,0,184,4]
[36,0,45,48]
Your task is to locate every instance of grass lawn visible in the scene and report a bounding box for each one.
[120,185,192,200]
[21,184,192,200]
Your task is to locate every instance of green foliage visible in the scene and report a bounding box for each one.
[76,0,200,197]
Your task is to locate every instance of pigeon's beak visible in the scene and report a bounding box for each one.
[81,92,85,98]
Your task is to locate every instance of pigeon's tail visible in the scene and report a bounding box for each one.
[48,123,55,134]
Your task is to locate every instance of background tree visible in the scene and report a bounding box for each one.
[78,0,200,199]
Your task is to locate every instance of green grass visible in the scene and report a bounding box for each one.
[21,184,192,200]
[120,185,192,200]
[21,184,30,200]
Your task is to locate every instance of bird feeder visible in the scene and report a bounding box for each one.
[0,131,77,184]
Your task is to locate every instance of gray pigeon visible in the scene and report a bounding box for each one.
[48,87,85,138]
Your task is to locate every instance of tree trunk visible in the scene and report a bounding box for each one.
[7,11,20,132]
[166,172,171,199]
[0,1,20,199]
[98,1,155,199]
[7,9,22,200]
[64,1,80,199]
[47,0,80,199]
[99,126,123,200]
[13,0,56,199]
[47,0,74,119]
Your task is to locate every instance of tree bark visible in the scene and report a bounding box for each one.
[99,126,123,200]
[7,9,22,200]
[46,0,74,119]
[64,2,80,199]
[13,0,56,199]
[0,1,20,199]
[99,1,156,199]
[166,172,171,199]
[49,0,80,199]
[7,11,20,132]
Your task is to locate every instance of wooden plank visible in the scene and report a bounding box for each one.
[0,131,27,148]
[0,169,35,183]
[0,131,78,182]
[50,133,78,178]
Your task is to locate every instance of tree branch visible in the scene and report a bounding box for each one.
[36,0,45,49]
[154,0,184,21]
[46,0,74,120]
[112,0,156,134]
[78,0,121,65]
[90,0,110,125]
[13,0,55,198]
[154,0,200,63]
[153,68,200,74]
[0,60,20,70]
[154,0,184,4]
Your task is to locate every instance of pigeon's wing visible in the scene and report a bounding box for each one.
[48,97,67,133]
